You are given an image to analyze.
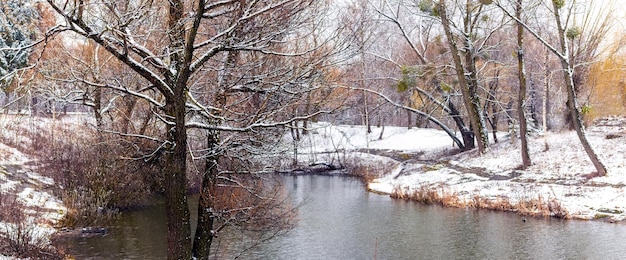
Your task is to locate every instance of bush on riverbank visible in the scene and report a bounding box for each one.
[0,191,64,259]
[346,156,396,183]
[0,115,158,227]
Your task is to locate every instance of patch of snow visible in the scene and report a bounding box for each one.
[25,171,55,186]
[0,143,30,165]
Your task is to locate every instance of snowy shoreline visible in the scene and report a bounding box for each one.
[287,119,626,222]
[0,143,67,252]
[1,114,625,255]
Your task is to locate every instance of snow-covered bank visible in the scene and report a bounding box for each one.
[291,118,626,221]
[0,143,66,245]
[0,116,69,257]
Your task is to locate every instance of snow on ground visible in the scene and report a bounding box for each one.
[290,122,456,153]
[0,164,66,251]
[0,115,69,252]
[293,118,626,221]
[0,143,29,165]
[282,123,457,171]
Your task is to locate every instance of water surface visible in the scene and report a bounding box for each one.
[65,175,626,259]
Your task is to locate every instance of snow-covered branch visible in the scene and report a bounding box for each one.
[185,110,334,132]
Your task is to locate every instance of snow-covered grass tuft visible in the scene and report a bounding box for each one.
[389,184,569,218]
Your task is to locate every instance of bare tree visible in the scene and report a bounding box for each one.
[43,0,352,258]
[494,0,609,175]
[367,0,478,150]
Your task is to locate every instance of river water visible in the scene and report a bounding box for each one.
[65,175,626,259]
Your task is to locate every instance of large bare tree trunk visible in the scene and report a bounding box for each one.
[516,0,531,168]
[164,100,192,259]
[164,1,194,257]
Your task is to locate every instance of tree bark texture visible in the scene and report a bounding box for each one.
[192,127,218,259]
[164,100,192,259]
[516,0,531,168]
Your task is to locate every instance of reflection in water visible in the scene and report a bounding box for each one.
[64,200,167,259]
[65,175,626,259]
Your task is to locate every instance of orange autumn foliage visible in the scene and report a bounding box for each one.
[586,53,626,122]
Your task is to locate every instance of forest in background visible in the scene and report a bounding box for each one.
[1,0,626,259]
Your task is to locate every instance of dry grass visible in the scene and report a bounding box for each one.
[346,158,396,183]
[391,184,570,219]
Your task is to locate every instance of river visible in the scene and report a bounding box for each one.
[64,175,626,259]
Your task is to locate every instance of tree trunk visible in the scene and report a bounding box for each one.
[165,1,194,255]
[364,90,372,133]
[164,101,192,260]
[438,0,487,153]
[302,93,310,135]
[406,107,412,129]
[542,49,550,132]
[295,120,301,141]
[93,87,103,130]
[448,98,474,150]
[193,49,233,258]
[516,0,531,168]
[432,77,473,150]
[192,127,218,259]
[484,69,500,143]
[552,1,607,176]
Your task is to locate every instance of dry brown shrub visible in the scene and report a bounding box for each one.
[411,186,441,205]
[0,191,63,259]
[345,157,396,183]
[0,116,159,227]
[391,185,463,207]
[515,195,569,218]
[390,185,410,199]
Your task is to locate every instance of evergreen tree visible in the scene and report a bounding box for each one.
[0,0,38,90]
